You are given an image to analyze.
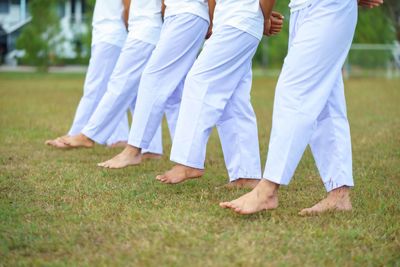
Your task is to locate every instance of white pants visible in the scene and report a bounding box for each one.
[81,37,163,154]
[263,0,358,192]
[170,26,262,181]
[128,14,209,149]
[68,42,129,146]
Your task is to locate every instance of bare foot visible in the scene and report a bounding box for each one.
[60,134,94,148]
[299,186,352,216]
[219,179,279,215]
[142,152,162,160]
[107,141,128,148]
[156,164,204,184]
[223,178,260,189]
[97,145,142,169]
[45,136,70,148]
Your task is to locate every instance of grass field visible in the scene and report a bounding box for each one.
[0,73,399,266]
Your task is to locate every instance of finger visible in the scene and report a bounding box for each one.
[270,26,283,32]
[358,0,370,6]
[270,28,281,33]
[359,0,383,7]
[270,26,282,31]
[271,24,283,28]
[365,0,382,5]
[270,27,282,31]
[271,19,284,26]
[271,16,284,22]
[271,11,284,19]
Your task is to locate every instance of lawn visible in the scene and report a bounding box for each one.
[0,73,399,266]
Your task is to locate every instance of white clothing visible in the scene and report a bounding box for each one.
[128,0,163,45]
[170,26,262,181]
[164,0,209,23]
[128,13,209,150]
[92,0,127,47]
[214,0,264,40]
[81,38,163,155]
[263,0,357,192]
[68,42,129,146]
[289,0,313,12]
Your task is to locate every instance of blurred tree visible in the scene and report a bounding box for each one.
[384,0,400,41]
[355,7,395,43]
[80,0,96,63]
[16,0,60,71]
[351,6,396,68]
[254,2,397,68]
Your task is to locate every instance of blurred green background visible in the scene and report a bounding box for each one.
[8,0,399,70]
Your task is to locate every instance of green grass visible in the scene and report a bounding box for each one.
[0,73,399,266]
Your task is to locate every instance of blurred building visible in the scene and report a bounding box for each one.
[0,0,89,65]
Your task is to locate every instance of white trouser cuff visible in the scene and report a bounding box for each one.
[142,147,163,155]
[170,156,205,170]
[323,178,354,192]
[126,139,163,155]
[229,175,261,182]
[127,139,152,152]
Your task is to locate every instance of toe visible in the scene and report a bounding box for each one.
[98,162,109,168]
[55,140,70,148]
[224,202,236,210]
[46,141,55,146]
[59,137,68,144]
[233,207,244,214]
[298,209,306,216]
[225,202,236,209]
[106,162,117,169]
[219,202,229,208]
[298,208,312,216]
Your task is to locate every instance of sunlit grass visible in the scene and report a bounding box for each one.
[0,73,399,266]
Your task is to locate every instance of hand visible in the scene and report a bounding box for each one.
[269,11,284,36]
[358,0,383,8]
[206,23,213,39]
[264,11,284,36]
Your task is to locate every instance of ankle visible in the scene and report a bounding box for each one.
[328,186,351,198]
[258,179,279,195]
[78,134,93,143]
[177,164,203,175]
[124,145,141,156]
